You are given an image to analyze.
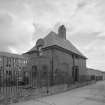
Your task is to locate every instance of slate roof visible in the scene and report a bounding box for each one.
[0,52,25,58]
[87,68,103,75]
[28,31,86,58]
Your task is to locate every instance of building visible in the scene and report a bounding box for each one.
[102,72,105,80]
[87,68,103,81]
[24,25,87,86]
[0,52,28,86]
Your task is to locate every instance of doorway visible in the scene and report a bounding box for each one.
[32,65,37,78]
[72,66,79,82]
[31,65,38,87]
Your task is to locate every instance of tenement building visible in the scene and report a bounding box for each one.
[0,52,28,86]
[24,25,87,86]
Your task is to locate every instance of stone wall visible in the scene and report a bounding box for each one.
[53,49,73,76]
[25,47,87,85]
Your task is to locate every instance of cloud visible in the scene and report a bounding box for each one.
[97,31,105,37]
[0,1,35,54]
[0,0,105,70]
[80,39,105,70]
[0,12,13,28]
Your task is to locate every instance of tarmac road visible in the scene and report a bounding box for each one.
[11,81,105,105]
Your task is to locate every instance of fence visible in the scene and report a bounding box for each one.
[0,68,71,99]
[0,65,102,105]
[0,69,103,98]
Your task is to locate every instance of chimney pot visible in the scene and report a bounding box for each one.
[58,25,66,39]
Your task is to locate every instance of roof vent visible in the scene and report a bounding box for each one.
[58,25,66,39]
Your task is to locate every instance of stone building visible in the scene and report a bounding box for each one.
[102,72,105,80]
[24,25,87,86]
[87,68,103,81]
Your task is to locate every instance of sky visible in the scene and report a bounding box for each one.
[0,0,105,71]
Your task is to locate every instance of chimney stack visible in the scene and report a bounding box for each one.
[58,25,66,39]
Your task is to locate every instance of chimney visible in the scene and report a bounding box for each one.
[58,25,66,39]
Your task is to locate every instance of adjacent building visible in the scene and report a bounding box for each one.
[87,68,103,81]
[0,52,28,86]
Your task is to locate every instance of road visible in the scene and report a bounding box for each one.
[11,81,105,105]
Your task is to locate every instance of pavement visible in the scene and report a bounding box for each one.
[11,81,105,105]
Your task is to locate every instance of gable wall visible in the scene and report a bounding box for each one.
[53,49,87,76]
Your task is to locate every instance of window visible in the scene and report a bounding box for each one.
[0,57,2,61]
[32,65,37,71]
[24,60,26,64]
[37,46,43,56]
[6,57,11,67]
[75,55,78,59]
[0,66,2,70]
[0,57,2,68]
[6,70,12,75]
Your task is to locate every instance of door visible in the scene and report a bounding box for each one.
[31,65,38,87]
[72,66,79,82]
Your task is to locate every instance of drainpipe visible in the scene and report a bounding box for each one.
[72,55,75,67]
[72,54,75,82]
[51,49,54,86]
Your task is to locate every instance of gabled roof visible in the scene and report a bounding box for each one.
[0,51,25,59]
[27,31,86,59]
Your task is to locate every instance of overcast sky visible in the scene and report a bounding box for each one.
[0,0,105,71]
